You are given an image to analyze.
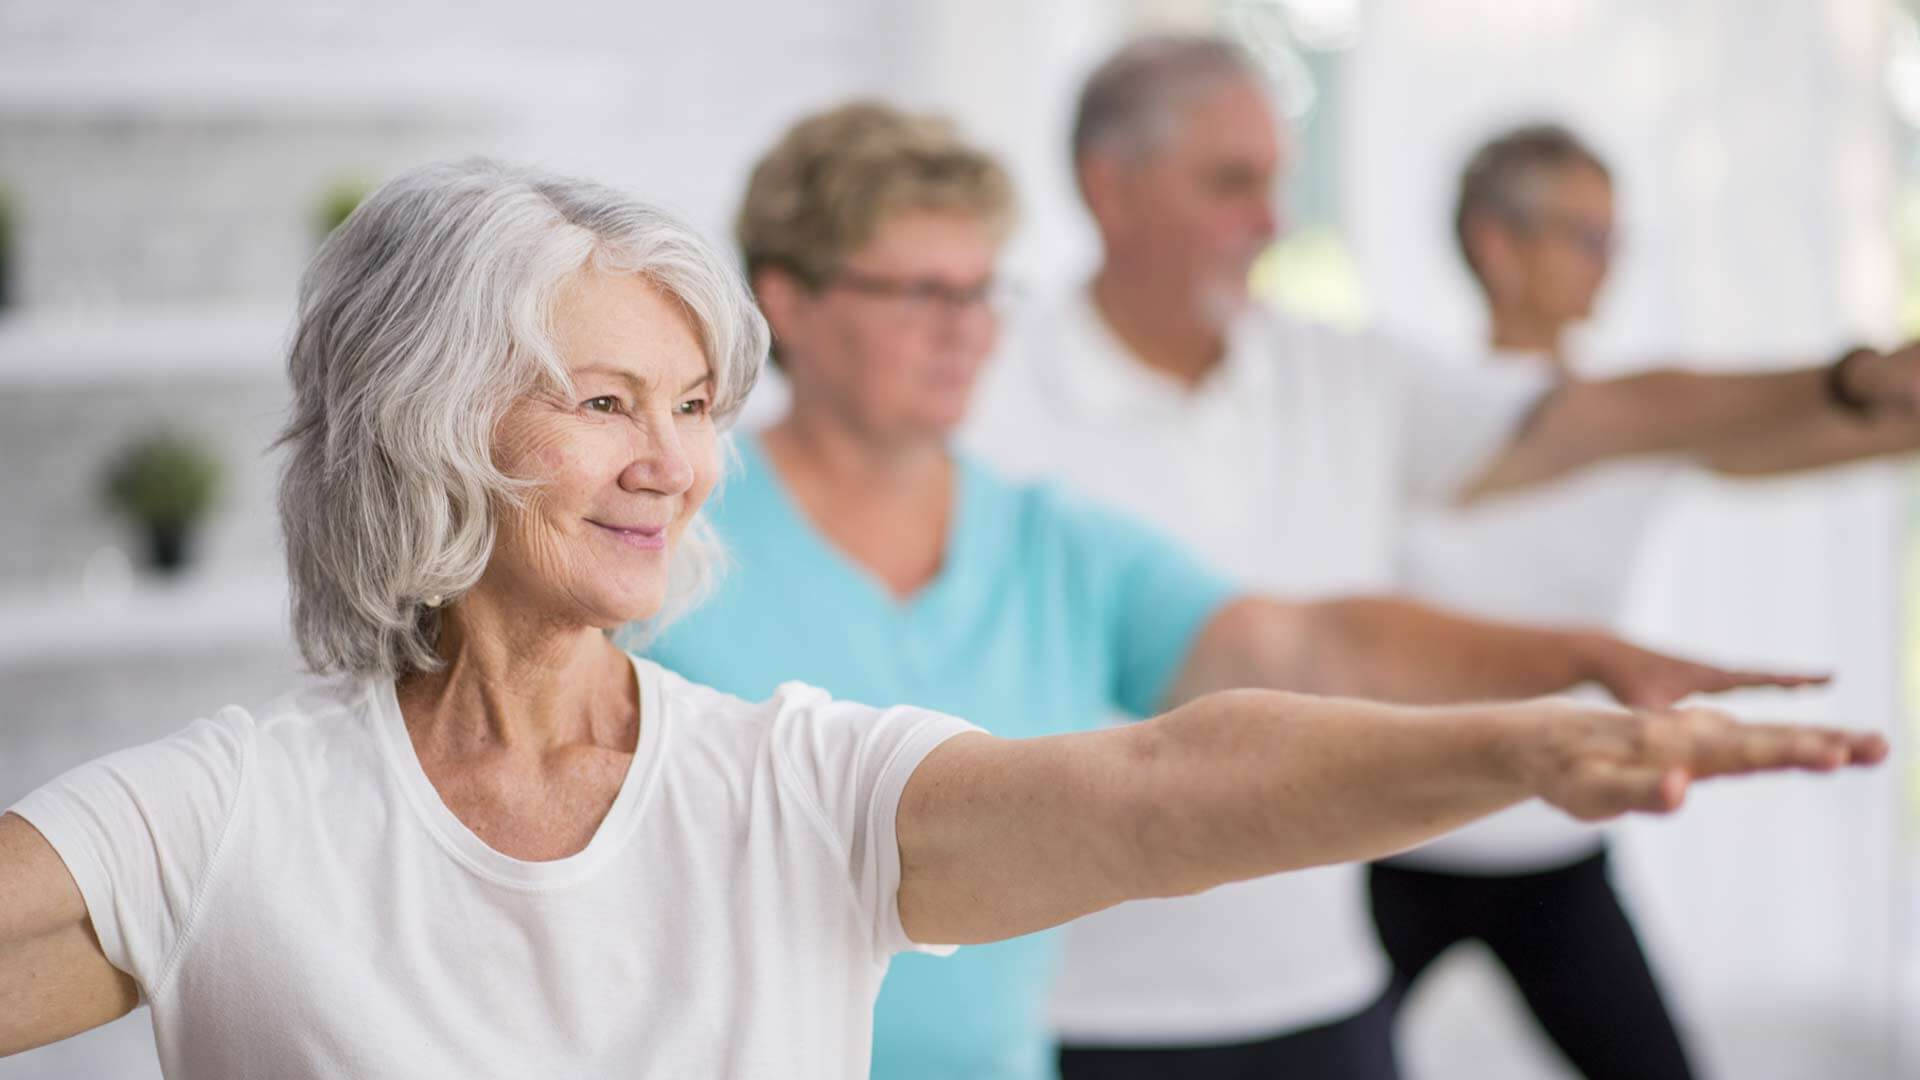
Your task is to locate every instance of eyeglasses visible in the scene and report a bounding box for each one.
[823,268,1018,320]
[1530,212,1617,262]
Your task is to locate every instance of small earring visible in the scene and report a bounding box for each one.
[424,594,444,608]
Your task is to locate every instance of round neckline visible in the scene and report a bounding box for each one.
[368,652,670,891]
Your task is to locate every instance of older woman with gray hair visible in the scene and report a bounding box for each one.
[0,157,1886,1079]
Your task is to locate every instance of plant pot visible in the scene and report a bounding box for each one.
[145,522,193,574]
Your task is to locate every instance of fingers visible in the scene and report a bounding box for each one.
[1841,731,1891,765]
[1673,717,1882,779]
[1678,665,1830,698]
[1555,720,1882,822]
[1716,669,1832,690]
[1612,660,1829,712]
[1561,762,1689,821]
[1536,705,1886,826]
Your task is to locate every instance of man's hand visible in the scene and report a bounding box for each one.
[1579,633,1828,709]
[1839,341,1920,416]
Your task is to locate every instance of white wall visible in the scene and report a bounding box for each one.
[1346,1,1907,1077]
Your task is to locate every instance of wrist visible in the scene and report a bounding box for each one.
[1561,629,1616,690]
[1826,346,1881,416]
[1474,701,1562,797]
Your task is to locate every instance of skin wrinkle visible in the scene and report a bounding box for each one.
[393,268,718,858]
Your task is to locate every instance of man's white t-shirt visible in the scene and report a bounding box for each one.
[963,289,1549,1044]
[1391,351,1683,873]
[8,654,975,1079]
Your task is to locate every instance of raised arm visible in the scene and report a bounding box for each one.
[895,690,1884,946]
[1465,343,1920,499]
[1165,595,1821,710]
[0,813,139,1057]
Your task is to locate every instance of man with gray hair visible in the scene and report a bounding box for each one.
[966,33,1920,1079]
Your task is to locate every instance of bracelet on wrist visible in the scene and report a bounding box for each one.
[1826,346,1879,417]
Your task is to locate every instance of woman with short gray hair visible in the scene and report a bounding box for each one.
[0,157,1886,1079]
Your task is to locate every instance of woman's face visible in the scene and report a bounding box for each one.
[483,269,720,628]
[770,209,1002,444]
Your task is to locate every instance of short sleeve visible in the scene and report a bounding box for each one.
[1040,487,1239,719]
[1389,343,1555,507]
[766,683,979,957]
[6,708,252,993]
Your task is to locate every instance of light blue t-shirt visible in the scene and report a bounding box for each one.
[634,435,1236,1080]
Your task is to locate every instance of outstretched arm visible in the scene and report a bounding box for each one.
[1166,595,1821,711]
[1466,343,1920,499]
[895,690,1884,946]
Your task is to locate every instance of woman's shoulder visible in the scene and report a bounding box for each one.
[641,655,811,733]
[635,652,975,803]
[637,654,916,753]
[233,675,379,747]
[120,677,388,799]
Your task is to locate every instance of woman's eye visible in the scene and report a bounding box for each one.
[583,396,623,414]
[677,398,711,417]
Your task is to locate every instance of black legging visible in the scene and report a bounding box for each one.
[1058,992,1400,1080]
[1367,847,1696,1080]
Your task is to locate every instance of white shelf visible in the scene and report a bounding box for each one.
[0,52,628,114]
[0,572,291,667]
[0,306,292,385]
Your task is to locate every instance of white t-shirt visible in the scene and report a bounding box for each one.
[8,654,975,1079]
[963,289,1549,1044]
[1390,351,1684,873]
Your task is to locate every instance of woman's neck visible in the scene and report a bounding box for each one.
[761,404,954,601]
[763,404,949,500]
[396,593,635,756]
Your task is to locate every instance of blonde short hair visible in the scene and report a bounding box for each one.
[736,101,1015,291]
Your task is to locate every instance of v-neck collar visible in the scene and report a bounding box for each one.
[737,434,980,624]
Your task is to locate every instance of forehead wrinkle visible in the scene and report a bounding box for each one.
[571,362,650,393]
[572,356,713,399]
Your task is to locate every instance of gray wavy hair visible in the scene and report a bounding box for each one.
[277,158,766,679]
[1072,34,1263,165]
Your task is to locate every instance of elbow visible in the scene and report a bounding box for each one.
[1094,719,1207,902]
[1110,695,1283,901]
[1194,597,1336,698]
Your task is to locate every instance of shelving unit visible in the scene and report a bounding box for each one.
[0,306,293,385]
[0,571,290,667]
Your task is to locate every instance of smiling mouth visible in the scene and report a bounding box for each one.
[589,520,667,550]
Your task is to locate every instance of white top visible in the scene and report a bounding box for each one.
[9,654,975,1079]
[964,289,1549,1043]
[1390,350,1684,873]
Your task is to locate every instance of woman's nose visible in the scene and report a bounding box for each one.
[618,414,695,496]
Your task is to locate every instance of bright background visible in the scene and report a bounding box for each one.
[0,1,1912,1077]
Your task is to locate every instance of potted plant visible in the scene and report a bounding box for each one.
[102,431,224,574]
[315,178,371,242]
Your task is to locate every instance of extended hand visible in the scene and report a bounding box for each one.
[1584,635,1828,709]
[1516,703,1887,822]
